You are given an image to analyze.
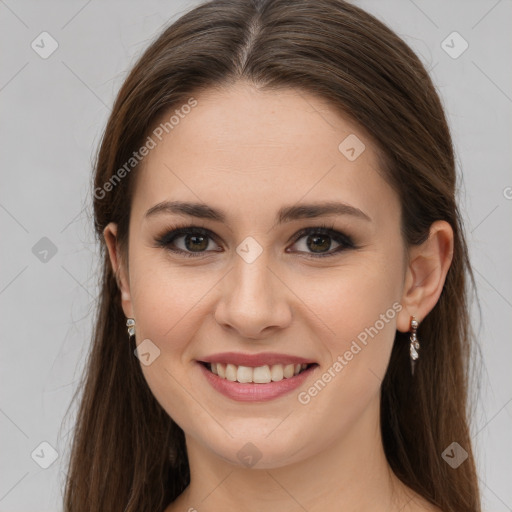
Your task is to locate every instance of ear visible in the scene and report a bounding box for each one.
[103,222,133,318]
[396,220,454,332]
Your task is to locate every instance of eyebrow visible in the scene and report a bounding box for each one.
[145,200,371,223]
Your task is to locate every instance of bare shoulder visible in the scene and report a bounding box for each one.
[418,502,443,512]
[421,503,443,512]
[406,492,444,512]
[396,483,444,512]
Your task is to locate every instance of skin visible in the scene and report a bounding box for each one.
[104,81,453,512]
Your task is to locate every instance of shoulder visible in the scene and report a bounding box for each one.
[409,496,444,512]
[397,485,444,512]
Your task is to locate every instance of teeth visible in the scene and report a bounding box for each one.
[283,364,295,378]
[253,365,271,383]
[225,363,237,381]
[270,364,283,382]
[237,365,253,383]
[208,362,309,384]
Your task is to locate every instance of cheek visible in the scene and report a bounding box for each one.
[126,253,220,401]
[287,298,400,457]
[127,263,214,433]
[295,253,403,351]
[128,247,214,344]
[290,252,404,410]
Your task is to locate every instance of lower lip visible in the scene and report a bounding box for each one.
[198,362,317,402]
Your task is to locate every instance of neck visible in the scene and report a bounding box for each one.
[168,393,413,512]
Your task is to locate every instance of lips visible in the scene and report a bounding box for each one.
[196,352,318,400]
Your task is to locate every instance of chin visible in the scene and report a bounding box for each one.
[195,424,320,470]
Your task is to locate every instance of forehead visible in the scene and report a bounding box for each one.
[131,82,399,228]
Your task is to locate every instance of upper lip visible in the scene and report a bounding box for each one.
[199,352,316,367]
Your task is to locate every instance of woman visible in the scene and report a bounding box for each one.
[64,0,481,510]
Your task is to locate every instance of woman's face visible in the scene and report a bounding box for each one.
[112,82,410,468]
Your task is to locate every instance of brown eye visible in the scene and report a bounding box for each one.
[156,224,355,259]
[156,226,221,257]
[287,226,355,258]
[306,234,333,253]
[182,233,209,252]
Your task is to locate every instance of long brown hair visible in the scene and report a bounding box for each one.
[63,0,481,510]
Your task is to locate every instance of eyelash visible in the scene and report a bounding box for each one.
[154,222,356,259]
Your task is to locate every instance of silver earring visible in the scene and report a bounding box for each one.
[409,316,420,376]
[126,318,135,339]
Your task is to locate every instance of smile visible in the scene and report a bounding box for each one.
[197,353,319,401]
[203,362,311,384]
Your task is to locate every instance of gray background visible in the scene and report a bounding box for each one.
[0,1,511,510]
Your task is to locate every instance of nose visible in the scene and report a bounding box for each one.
[214,250,292,339]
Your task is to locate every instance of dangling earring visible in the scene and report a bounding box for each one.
[126,318,135,339]
[409,316,420,376]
